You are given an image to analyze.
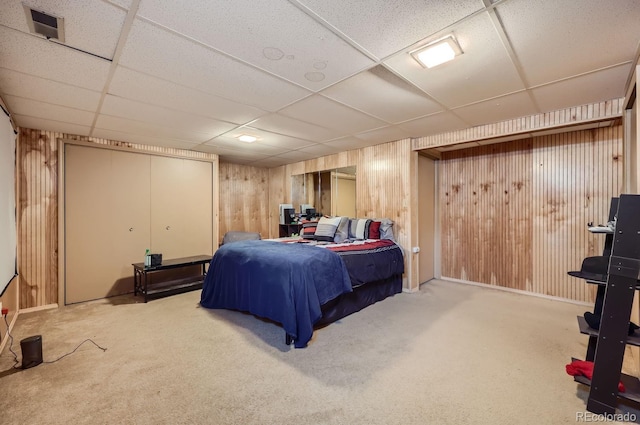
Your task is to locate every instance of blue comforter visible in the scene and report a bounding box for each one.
[200,240,352,348]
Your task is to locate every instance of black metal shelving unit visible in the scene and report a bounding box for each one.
[568,195,640,415]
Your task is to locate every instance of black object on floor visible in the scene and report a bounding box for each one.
[20,335,43,369]
[584,312,640,336]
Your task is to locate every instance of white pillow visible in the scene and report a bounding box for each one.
[334,216,350,243]
[314,216,342,242]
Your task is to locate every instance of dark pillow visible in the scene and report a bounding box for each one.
[369,221,381,239]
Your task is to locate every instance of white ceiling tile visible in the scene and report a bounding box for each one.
[108,67,267,124]
[279,95,388,134]
[246,132,315,150]
[0,26,111,91]
[531,65,631,113]
[2,1,637,167]
[354,125,412,144]
[497,0,640,86]
[95,114,219,143]
[0,68,101,111]
[384,12,525,108]
[199,139,287,160]
[118,19,311,112]
[398,111,468,137]
[297,0,484,59]
[323,136,378,151]
[5,95,95,126]
[211,127,315,150]
[13,114,90,136]
[0,0,126,59]
[274,149,320,162]
[249,113,341,142]
[321,66,442,123]
[297,143,343,156]
[452,91,538,127]
[105,0,133,10]
[205,138,289,156]
[137,0,375,90]
[91,128,202,150]
[100,95,235,139]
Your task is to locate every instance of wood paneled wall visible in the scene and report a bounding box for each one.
[269,139,420,290]
[414,98,623,150]
[17,128,218,309]
[439,125,623,302]
[218,162,270,244]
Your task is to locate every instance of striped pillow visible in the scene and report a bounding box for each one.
[314,216,342,242]
[349,218,372,240]
[301,221,318,240]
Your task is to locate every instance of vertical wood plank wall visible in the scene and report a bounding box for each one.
[269,139,420,291]
[17,128,219,309]
[218,162,270,244]
[439,126,623,302]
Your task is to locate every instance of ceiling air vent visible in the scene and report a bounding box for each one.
[23,4,65,42]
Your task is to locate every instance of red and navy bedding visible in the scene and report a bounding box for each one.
[200,238,404,348]
[299,239,404,288]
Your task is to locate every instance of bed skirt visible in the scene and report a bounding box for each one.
[316,273,403,327]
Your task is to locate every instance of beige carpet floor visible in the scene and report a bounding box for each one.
[1,279,639,425]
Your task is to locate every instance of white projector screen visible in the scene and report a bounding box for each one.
[0,107,16,296]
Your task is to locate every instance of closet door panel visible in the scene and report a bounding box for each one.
[65,145,116,304]
[150,156,184,259]
[109,150,151,289]
[181,159,213,257]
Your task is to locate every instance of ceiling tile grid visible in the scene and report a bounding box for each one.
[108,66,268,125]
[4,94,95,126]
[0,0,638,166]
[278,95,388,134]
[0,26,111,91]
[117,18,312,112]
[295,0,485,59]
[383,11,526,109]
[496,0,640,86]
[0,67,102,111]
[0,0,126,59]
[136,0,375,90]
[321,65,443,123]
[100,94,236,140]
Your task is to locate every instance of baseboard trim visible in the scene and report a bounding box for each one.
[18,304,59,314]
[0,310,20,355]
[438,277,593,307]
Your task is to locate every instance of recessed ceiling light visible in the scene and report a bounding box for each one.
[238,135,257,143]
[411,35,463,69]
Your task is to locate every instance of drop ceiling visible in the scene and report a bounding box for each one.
[0,0,639,167]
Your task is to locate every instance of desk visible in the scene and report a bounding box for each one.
[132,255,211,302]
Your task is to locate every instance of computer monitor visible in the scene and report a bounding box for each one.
[279,203,294,224]
[305,208,316,219]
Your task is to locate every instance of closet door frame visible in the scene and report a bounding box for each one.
[58,139,218,305]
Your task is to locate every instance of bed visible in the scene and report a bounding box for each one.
[200,236,404,348]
